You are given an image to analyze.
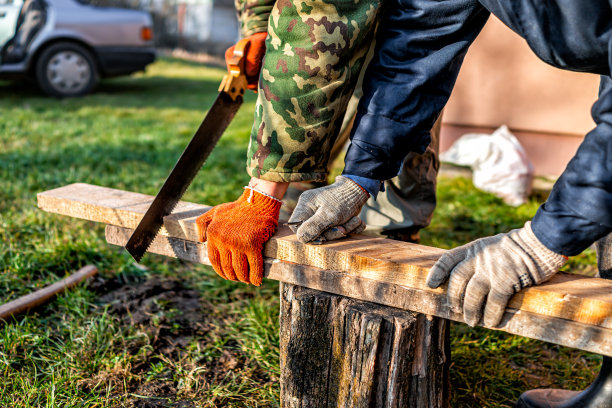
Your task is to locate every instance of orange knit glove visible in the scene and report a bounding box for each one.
[225,32,267,91]
[196,187,281,285]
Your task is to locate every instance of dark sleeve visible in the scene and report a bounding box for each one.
[478,0,612,256]
[479,0,611,75]
[343,0,490,180]
[532,75,612,256]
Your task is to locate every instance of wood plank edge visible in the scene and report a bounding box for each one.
[38,184,612,321]
[105,225,612,357]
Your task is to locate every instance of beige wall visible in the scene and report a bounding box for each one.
[441,16,601,177]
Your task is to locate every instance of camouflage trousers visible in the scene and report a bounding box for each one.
[246,0,382,182]
[361,137,439,239]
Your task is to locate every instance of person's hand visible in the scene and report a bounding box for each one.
[288,176,369,244]
[196,187,281,285]
[225,32,267,91]
[426,221,567,327]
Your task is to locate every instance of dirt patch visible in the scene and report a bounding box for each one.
[97,276,211,360]
[83,275,265,407]
[89,276,219,407]
[96,276,205,328]
[131,381,195,408]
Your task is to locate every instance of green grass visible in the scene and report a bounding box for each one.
[0,58,602,407]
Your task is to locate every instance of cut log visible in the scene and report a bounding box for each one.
[280,283,449,408]
[37,184,612,356]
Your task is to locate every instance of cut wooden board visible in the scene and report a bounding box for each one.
[38,183,612,355]
[104,225,612,357]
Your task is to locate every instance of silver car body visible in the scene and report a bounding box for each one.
[0,0,155,77]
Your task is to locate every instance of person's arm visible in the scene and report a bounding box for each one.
[427,75,612,327]
[199,0,384,283]
[244,0,382,184]
[344,0,489,180]
[289,0,489,243]
[530,76,612,256]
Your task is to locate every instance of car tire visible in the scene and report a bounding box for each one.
[35,42,98,98]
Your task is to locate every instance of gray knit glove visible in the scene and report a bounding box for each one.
[288,176,369,244]
[426,222,567,327]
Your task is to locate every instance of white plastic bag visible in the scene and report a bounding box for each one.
[440,125,534,206]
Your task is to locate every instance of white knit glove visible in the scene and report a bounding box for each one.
[426,222,567,327]
[288,176,369,244]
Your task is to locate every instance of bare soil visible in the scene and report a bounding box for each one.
[89,275,244,407]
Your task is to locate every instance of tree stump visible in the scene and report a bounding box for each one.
[280,283,450,408]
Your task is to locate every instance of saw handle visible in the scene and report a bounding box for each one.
[219,37,250,101]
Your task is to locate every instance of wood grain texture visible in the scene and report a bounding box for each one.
[37,183,612,331]
[103,225,612,357]
[0,265,98,321]
[279,283,449,408]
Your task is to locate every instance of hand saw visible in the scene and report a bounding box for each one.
[125,39,250,262]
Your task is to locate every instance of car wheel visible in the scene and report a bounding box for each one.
[35,42,98,97]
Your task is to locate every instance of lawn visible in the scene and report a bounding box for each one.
[0,58,602,407]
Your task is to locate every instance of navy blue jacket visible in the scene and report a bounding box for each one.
[344,0,612,256]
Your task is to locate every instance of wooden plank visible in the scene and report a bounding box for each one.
[104,225,612,357]
[37,183,612,331]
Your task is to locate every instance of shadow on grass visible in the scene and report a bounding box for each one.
[0,79,40,97]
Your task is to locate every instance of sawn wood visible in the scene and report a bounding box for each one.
[37,183,612,356]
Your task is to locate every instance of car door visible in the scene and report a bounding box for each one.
[0,0,24,57]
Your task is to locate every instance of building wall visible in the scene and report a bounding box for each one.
[441,15,601,177]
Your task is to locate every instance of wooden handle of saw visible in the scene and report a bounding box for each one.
[219,37,249,101]
[0,265,98,321]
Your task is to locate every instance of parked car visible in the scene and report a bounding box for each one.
[0,0,155,97]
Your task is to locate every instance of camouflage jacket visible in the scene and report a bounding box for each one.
[235,0,274,37]
[238,0,382,183]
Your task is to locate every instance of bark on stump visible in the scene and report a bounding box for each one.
[280,283,450,408]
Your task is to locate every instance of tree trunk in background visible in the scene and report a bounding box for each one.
[279,283,450,408]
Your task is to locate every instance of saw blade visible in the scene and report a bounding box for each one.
[125,91,243,262]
